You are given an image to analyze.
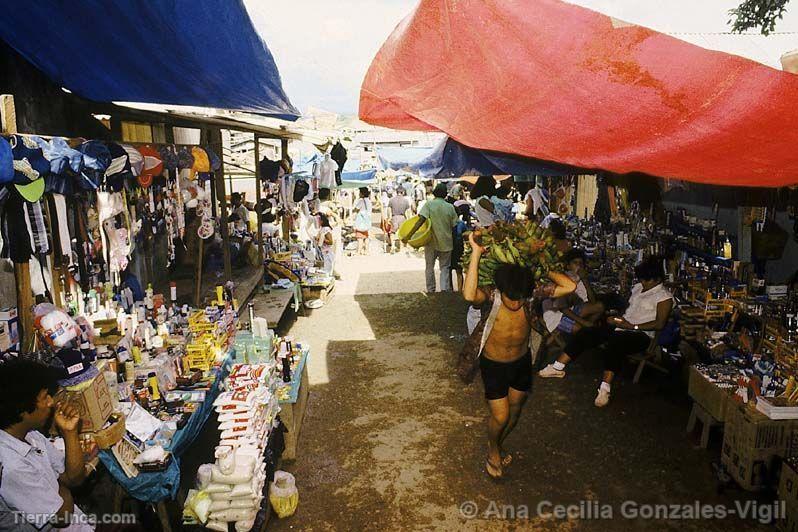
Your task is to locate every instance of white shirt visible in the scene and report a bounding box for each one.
[623,283,673,337]
[314,157,339,189]
[354,198,372,215]
[261,222,280,239]
[525,187,548,216]
[542,276,588,332]
[474,196,496,228]
[0,429,94,531]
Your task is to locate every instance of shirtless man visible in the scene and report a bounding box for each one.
[463,231,574,478]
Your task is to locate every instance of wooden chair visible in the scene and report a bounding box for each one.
[628,331,669,384]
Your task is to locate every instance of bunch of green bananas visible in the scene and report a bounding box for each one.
[461,219,562,286]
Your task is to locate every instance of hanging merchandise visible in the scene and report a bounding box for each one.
[0,136,13,185]
[178,147,195,173]
[197,185,215,240]
[292,179,309,203]
[9,134,49,203]
[122,144,144,177]
[259,157,281,183]
[34,136,85,196]
[191,147,211,180]
[136,146,163,189]
[313,153,338,190]
[105,142,133,192]
[159,145,179,171]
[330,141,347,187]
[78,140,111,191]
[205,147,222,172]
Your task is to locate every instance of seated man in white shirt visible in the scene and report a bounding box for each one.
[0,359,93,531]
[536,256,673,407]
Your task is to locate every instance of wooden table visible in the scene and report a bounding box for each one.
[259,288,295,329]
[279,352,310,461]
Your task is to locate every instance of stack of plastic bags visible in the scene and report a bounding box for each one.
[185,362,282,530]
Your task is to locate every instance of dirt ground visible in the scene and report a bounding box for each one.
[257,245,774,532]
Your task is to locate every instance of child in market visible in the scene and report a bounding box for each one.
[538,248,605,346]
[317,213,335,274]
[462,231,575,479]
[537,255,673,407]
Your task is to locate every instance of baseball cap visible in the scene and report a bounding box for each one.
[137,146,163,188]
[122,144,144,176]
[0,136,13,185]
[9,135,49,202]
[78,140,111,190]
[177,147,194,170]
[105,142,132,192]
[51,347,99,387]
[159,145,179,170]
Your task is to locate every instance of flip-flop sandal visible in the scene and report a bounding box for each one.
[501,453,513,467]
[485,459,503,479]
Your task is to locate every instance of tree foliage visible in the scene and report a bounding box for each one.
[729,0,790,35]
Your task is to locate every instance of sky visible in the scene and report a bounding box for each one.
[245,0,798,115]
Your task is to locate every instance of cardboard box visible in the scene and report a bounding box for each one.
[722,404,798,491]
[688,366,731,422]
[0,308,19,352]
[780,461,798,512]
[60,371,114,433]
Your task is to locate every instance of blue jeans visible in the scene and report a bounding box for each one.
[424,247,452,292]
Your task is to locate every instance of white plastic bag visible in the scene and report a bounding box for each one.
[215,446,235,474]
[212,464,254,485]
[208,508,257,523]
[269,471,299,518]
[205,482,232,494]
[196,464,213,490]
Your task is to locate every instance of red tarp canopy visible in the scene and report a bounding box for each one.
[359,0,798,187]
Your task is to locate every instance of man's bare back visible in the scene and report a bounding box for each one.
[483,303,530,362]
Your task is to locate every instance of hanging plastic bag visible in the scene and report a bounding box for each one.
[269,471,299,518]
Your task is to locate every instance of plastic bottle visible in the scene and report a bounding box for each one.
[148,372,161,401]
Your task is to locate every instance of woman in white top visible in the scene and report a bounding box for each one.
[352,187,373,256]
[538,256,673,408]
[470,176,498,228]
[317,213,335,274]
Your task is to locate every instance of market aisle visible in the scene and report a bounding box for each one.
[260,252,769,532]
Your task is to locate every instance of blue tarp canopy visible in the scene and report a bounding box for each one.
[378,137,583,178]
[341,169,378,187]
[0,1,299,119]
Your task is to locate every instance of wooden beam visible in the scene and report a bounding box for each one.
[210,128,232,280]
[281,139,291,242]
[2,95,33,349]
[1,94,17,133]
[255,135,264,265]
[14,262,33,351]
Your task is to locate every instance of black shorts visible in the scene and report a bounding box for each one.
[479,351,533,400]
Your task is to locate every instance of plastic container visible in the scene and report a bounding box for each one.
[397,215,432,248]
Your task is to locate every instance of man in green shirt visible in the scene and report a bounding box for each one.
[403,183,458,292]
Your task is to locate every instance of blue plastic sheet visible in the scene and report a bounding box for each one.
[0,1,298,118]
[279,350,309,405]
[378,137,583,178]
[97,349,235,503]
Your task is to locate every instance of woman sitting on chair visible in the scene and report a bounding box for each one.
[537,255,673,408]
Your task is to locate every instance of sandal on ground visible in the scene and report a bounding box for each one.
[485,458,503,479]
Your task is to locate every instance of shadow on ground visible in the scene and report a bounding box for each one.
[268,270,773,531]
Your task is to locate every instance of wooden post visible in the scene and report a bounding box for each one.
[254,135,264,264]
[1,95,17,134]
[194,238,204,307]
[211,128,232,280]
[1,95,33,350]
[280,138,291,242]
